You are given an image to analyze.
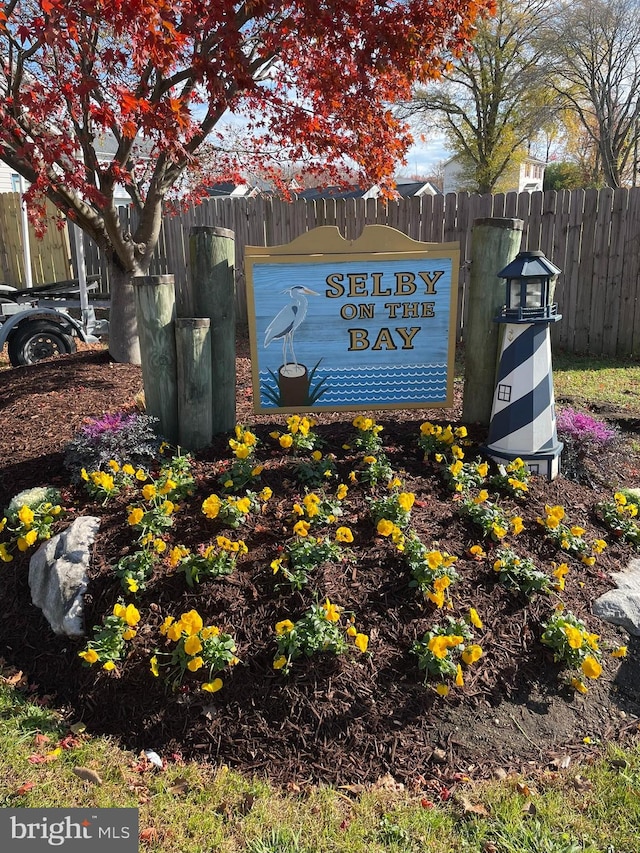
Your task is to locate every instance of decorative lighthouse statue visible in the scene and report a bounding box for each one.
[484,250,564,480]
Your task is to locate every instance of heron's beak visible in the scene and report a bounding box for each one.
[301,287,319,295]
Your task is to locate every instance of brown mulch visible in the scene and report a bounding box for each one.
[1,337,640,791]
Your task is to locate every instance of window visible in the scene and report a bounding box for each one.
[11,174,21,192]
[497,384,512,402]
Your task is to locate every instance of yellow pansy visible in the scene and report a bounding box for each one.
[293,520,310,537]
[581,656,602,679]
[18,505,34,526]
[279,434,294,449]
[323,599,340,623]
[184,635,203,656]
[0,543,13,562]
[335,527,354,543]
[435,683,450,696]
[468,608,483,629]
[461,644,483,665]
[275,619,295,635]
[141,484,156,501]
[377,519,395,537]
[273,656,287,671]
[564,624,584,649]
[611,646,627,658]
[354,633,369,653]
[455,664,464,687]
[202,678,223,692]
[180,609,204,636]
[187,656,204,672]
[128,507,144,526]
[202,495,221,518]
[79,648,99,664]
[102,661,116,671]
[150,656,159,677]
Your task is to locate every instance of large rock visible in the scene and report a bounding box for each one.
[593,558,640,636]
[28,516,100,637]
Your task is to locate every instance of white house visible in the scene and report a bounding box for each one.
[442,154,546,195]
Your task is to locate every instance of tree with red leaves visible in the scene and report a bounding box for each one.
[0,0,492,363]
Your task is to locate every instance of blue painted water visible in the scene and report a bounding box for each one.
[259,363,449,407]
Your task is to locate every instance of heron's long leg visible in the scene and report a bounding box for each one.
[289,335,298,367]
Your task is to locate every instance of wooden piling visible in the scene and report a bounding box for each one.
[461,218,523,427]
[132,274,179,443]
[175,318,213,451]
[188,226,236,434]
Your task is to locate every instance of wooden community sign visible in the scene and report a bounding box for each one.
[245,225,459,413]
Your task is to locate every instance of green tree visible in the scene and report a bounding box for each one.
[403,0,559,193]
[543,162,586,191]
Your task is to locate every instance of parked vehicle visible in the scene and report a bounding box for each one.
[0,279,108,367]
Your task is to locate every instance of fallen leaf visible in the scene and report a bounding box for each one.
[338,783,366,794]
[458,795,490,817]
[12,782,35,796]
[72,766,103,785]
[521,800,537,816]
[140,827,157,843]
[516,781,531,797]
[572,774,593,792]
[167,778,190,796]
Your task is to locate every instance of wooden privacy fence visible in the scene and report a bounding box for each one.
[0,193,72,287]
[9,185,640,357]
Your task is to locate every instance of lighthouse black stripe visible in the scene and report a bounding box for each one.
[495,324,548,384]
[487,374,552,444]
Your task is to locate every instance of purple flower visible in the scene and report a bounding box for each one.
[556,407,615,445]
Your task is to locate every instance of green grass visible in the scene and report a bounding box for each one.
[553,351,640,413]
[2,681,639,852]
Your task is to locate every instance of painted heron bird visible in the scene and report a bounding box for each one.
[264,285,318,369]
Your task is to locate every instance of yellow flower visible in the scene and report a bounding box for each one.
[279,434,294,449]
[150,655,159,677]
[461,645,483,665]
[234,443,251,459]
[80,468,89,481]
[293,520,310,537]
[0,543,13,562]
[113,603,126,619]
[491,524,507,539]
[141,484,156,501]
[363,455,377,465]
[477,462,488,477]
[611,646,628,658]
[17,505,34,526]
[202,495,221,519]
[166,622,183,642]
[184,635,203,656]
[107,459,120,472]
[122,463,135,475]
[398,492,416,512]
[428,635,463,659]
[259,487,273,501]
[201,626,220,639]
[122,628,136,641]
[160,616,175,635]
[564,625,584,649]
[275,619,295,635]
[202,678,223,692]
[473,490,489,504]
[17,529,38,551]
[435,683,450,696]
[571,677,588,694]
[469,608,483,629]
[592,539,607,554]
[346,625,357,637]
[79,648,99,664]
[128,507,144,526]
[348,470,358,483]
[354,633,369,653]
[581,555,596,567]
[581,655,602,679]
[271,558,283,574]
[154,538,167,553]
[124,604,141,626]
[135,469,147,481]
[180,610,204,636]
[102,661,116,671]
[273,656,287,670]
[235,497,251,514]
[169,546,188,567]
[377,519,395,537]
[455,426,468,438]
[323,599,341,623]
[187,656,204,672]
[335,526,354,543]
[336,484,348,500]
[455,664,464,687]
[161,500,175,515]
[312,450,323,461]
[468,544,485,559]
[510,516,524,535]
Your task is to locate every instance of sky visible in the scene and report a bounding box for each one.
[399,134,450,178]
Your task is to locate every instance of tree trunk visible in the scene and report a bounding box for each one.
[108,262,142,364]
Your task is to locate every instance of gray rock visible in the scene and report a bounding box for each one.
[28,516,100,637]
[592,590,640,636]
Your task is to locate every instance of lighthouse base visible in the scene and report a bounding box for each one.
[483,441,564,481]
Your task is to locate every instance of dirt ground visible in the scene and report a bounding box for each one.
[1,337,639,790]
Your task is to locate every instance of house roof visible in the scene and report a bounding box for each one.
[294,185,379,200]
[393,181,441,197]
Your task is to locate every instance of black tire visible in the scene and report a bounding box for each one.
[7,321,77,367]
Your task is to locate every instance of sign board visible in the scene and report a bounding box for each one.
[245,225,459,413]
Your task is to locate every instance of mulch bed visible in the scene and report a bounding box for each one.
[1,337,640,790]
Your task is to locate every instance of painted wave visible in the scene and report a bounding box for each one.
[259,364,450,406]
